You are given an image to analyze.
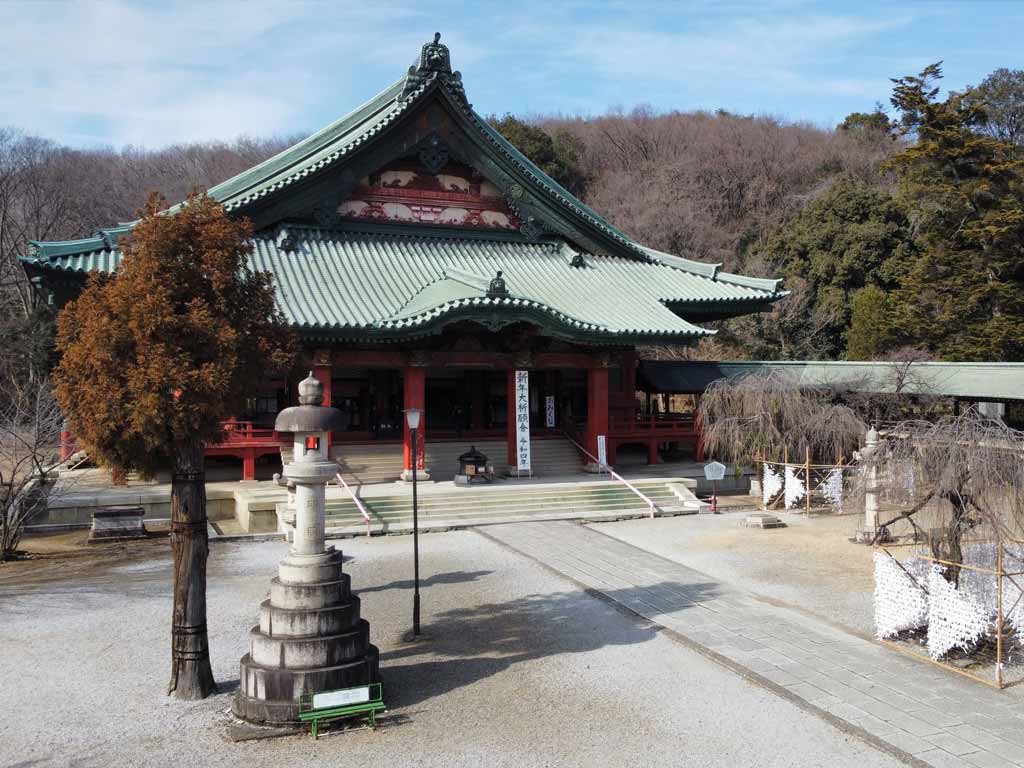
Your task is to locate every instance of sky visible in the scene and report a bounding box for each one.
[0,0,1020,149]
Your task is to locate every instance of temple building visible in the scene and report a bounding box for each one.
[20,34,784,485]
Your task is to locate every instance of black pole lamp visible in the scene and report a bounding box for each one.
[404,407,423,638]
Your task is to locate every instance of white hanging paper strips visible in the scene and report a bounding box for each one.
[874,552,929,639]
[927,566,991,660]
[1002,547,1024,639]
[514,370,531,473]
[762,464,781,507]
[823,468,844,509]
[784,465,805,510]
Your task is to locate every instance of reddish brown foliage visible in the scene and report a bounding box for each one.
[52,193,294,476]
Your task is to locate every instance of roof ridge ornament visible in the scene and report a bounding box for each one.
[486,270,508,299]
[399,32,470,108]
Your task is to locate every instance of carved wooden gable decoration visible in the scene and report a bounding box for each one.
[337,157,521,231]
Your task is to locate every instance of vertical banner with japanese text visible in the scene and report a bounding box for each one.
[515,370,531,473]
[545,395,556,428]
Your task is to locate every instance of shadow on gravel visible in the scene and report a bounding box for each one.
[357,570,493,594]
[379,580,718,709]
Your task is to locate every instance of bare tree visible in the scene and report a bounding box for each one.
[0,373,63,560]
[858,409,1024,583]
[699,371,868,467]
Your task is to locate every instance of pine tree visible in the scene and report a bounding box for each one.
[53,193,294,699]
[886,63,1024,361]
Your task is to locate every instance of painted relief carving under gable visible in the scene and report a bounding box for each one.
[337,159,520,231]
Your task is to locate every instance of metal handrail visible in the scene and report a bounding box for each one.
[335,472,372,537]
[561,431,660,519]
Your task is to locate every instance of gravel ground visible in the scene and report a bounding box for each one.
[591,511,877,636]
[0,529,901,768]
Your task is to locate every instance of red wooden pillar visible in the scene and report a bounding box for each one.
[242,449,256,481]
[647,440,661,465]
[585,366,609,472]
[312,353,332,455]
[60,427,73,462]
[402,366,428,480]
[506,369,516,466]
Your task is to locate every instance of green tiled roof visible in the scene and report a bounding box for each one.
[640,360,1024,401]
[20,34,784,342]
[189,79,415,215]
[21,226,782,341]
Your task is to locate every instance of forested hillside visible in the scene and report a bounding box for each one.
[3,64,1022,380]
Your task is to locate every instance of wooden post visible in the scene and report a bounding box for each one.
[168,439,217,699]
[806,446,812,515]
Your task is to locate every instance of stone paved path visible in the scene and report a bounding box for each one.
[479,521,1024,768]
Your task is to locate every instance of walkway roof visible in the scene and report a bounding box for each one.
[639,360,1024,402]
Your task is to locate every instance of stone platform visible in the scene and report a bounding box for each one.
[233,547,379,724]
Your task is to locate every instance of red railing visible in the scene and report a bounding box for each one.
[610,416,697,436]
[217,421,283,445]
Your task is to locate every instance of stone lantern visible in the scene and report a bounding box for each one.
[233,372,379,725]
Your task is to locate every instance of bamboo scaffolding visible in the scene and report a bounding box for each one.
[877,539,1024,689]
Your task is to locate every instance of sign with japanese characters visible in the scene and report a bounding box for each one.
[312,685,370,709]
[597,435,607,467]
[515,370,531,473]
[703,461,726,481]
[545,395,555,428]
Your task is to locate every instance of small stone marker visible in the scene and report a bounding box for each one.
[89,506,147,542]
[742,513,786,529]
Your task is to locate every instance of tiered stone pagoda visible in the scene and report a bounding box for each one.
[21,34,784,484]
[233,373,378,725]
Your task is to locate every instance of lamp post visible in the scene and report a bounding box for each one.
[404,407,423,638]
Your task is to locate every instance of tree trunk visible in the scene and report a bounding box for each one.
[167,440,217,699]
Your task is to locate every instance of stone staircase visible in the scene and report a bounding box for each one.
[322,478,696,536]
[325,436,583,486]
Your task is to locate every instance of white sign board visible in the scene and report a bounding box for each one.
[312,686,370,710]
[545,395,556,428]
[515,370,531,472]
[703,461,726,481]
[597,435,607,467]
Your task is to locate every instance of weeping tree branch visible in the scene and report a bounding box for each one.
[698,370,868,467]
[855,409,1024,582]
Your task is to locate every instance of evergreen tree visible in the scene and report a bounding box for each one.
[53,194,294,699]
[487,114,587,196]
[763,177,913,358]
[846,285,899,359]
[886,63,1024,361]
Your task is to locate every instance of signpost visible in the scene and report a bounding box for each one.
[704,461,726,514]
[515,370,531,475]
[597,434,608,470]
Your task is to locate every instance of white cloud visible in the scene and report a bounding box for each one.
[0,0,998,146]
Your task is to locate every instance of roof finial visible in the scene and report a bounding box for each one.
[398,31,470,108]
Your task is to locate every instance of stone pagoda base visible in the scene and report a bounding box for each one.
[233,547,379,725]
